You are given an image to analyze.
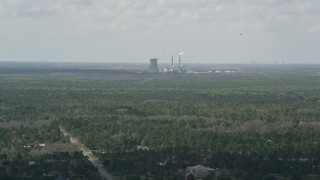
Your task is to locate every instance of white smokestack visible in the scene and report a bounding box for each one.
[178,52,185,68]
[171,55,174,69]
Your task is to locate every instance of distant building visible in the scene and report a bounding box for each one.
[148,58,159,73]
[186,164,213,179]
[137,145,149,151]
[185,173,195,180]
[29,161,36,166]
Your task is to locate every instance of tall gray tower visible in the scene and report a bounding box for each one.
[148,58,159,73]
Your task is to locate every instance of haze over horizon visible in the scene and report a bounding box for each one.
[0,0,320,64]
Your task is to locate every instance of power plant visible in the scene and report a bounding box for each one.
[148,58,159,73]
[147,53,243,75]
[177,52,186,73]
[148,52,187,74]
[160,52,187,74]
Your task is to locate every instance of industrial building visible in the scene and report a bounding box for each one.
[159,53,187,74]
[148,52,188,74]
[148,58,159,73]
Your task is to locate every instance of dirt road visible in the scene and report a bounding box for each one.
[59,126,113,180]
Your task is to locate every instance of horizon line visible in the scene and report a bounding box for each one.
[0,60,319,65]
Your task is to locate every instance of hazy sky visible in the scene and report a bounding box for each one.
[0,0,320,63]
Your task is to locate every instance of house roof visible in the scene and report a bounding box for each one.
[187,164,210,171]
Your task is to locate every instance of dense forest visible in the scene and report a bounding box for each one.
[0,63,320,179]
